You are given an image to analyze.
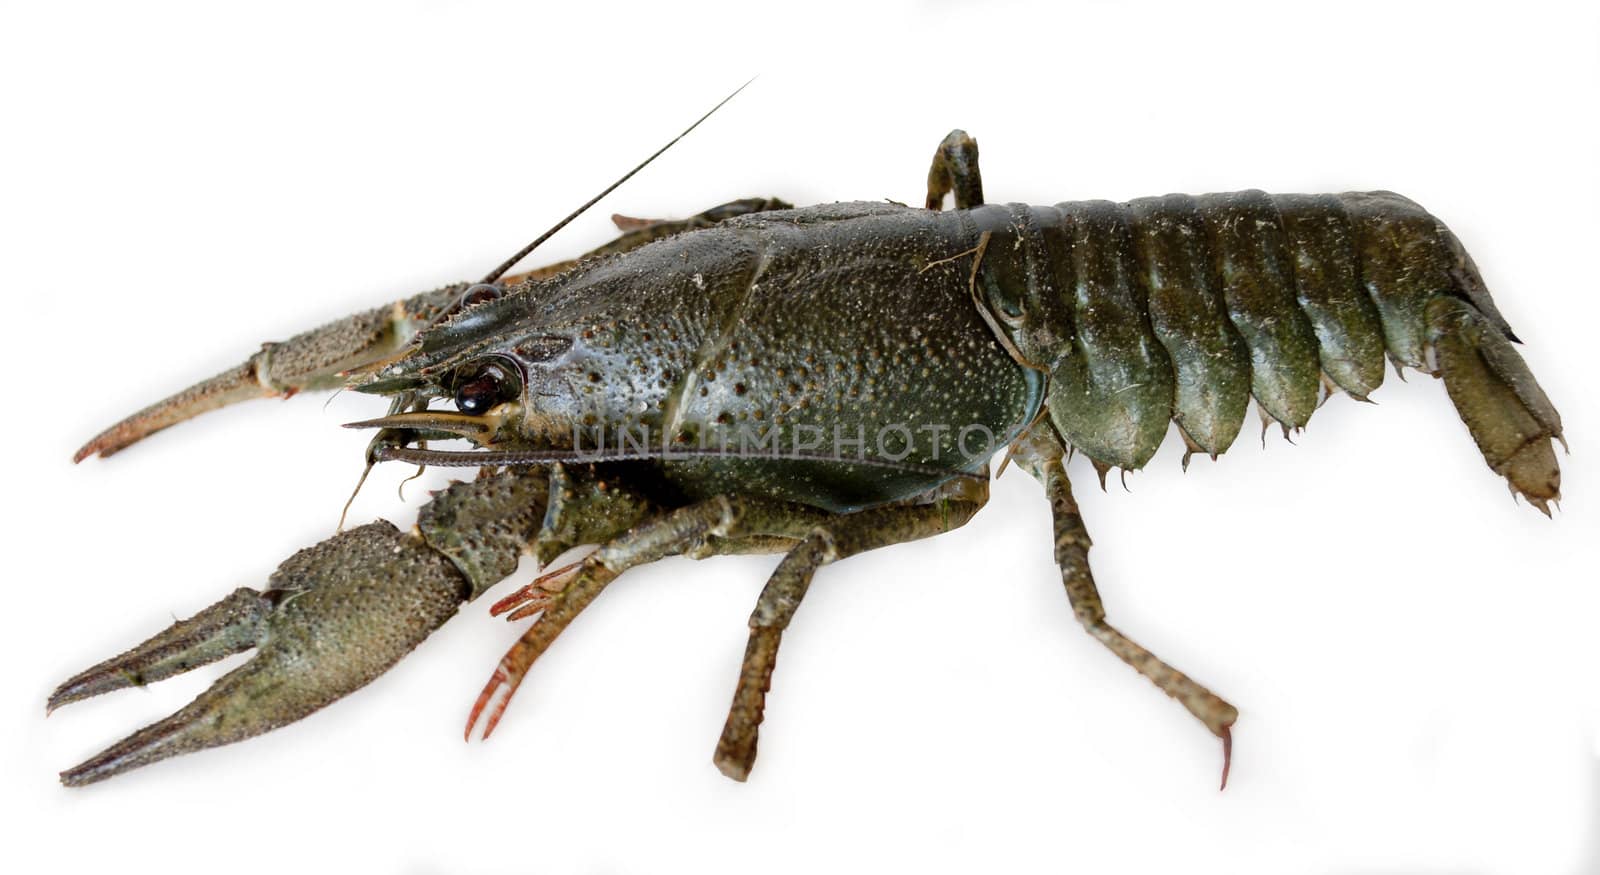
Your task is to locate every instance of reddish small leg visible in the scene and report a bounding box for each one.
[490,558,587,620]
[464,496,826,743]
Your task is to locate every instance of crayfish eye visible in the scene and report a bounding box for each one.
[458,283,502,309]
[452,361,519,414]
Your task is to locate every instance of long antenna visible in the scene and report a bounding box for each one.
[479,77,756,285]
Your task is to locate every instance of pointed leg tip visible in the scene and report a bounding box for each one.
[464,687,496,742]
[465,662,525,743]
[1218,724,1233,792]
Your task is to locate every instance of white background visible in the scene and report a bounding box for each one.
[2,1,1596,872]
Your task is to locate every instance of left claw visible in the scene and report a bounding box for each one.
[50,522,467,786]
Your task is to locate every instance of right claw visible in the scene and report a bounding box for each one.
[72,285,468,462]
[51,522,468,786]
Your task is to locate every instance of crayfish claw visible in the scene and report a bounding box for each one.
[74,283,475,461]
[55,522,469,786]
[73,362,267,461]
[60,645,315,787]
[489,559,583,619]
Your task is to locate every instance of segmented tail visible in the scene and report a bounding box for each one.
[968,191,1564,510]
[1353,191,1563,512]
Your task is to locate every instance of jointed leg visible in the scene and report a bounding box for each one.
[1034,452,1238,787]
[492,534,808,622]
[714,477,988,780]
[466,495,832,739]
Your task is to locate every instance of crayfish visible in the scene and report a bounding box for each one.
[54,100,1562,788]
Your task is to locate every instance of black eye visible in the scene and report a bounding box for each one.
[458,283,501,309]
[453,361,518,414]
